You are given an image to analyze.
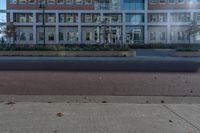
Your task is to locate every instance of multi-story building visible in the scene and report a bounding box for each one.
[6,0,200,44]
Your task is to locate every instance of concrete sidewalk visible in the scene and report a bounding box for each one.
[0,102,200,133]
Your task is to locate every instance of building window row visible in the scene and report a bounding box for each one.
[149,0,200,4]
[9,0,92,5]
[12,12,200,23]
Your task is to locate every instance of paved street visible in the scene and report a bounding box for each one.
[0,102,200,133]
[0,56,199,72]
[0,56,199,96]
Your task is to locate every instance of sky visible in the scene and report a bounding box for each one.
[0,0,6,22]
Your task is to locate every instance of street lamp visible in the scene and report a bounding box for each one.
[39,1,46,45]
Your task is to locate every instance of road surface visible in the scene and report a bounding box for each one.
[0,57,199,96]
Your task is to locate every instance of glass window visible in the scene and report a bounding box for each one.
[126,14,144,23]
[19,0,26,4]
[29,33,33,41]
[39,32,44,41]
[123,0,144,10]
[85,0,92,4]
[160,0,166,3]
[48,33,55,41]
[85,32,93,41]
[178,31,184,40]
[85,14,92,23]
[160,32,166,40]
[19,32,26,41]
[57,0,64,4]
[59,14,65,23]
[28,0,35,4]
[149,0,157,3]
[48,0,55,4]
[10,0,17,4]
[59,32,64,41]
[28,14,33,23]
[66,14,74,23]
[48,14,55,23]
[150,32,156,40]
[178,0,184,3]
[19,14,26,23]
[76,0,82,4]
[66,0,73,4]
[67,32,78,41]
[169,0,176,3]
[170,32,174,40]
[39,0,45,4]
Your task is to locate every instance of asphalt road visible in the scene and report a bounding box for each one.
[0,57,198,96]
[0,57,199,72]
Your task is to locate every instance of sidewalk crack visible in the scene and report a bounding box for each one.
[163,104,200,132]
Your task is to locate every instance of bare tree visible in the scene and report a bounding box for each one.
[4,22,16,44]
[186,20,200,44]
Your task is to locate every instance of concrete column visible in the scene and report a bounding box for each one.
[122,12,126,44]
[56,12,59,44]
[144,13,148,44]
[144,0,148,44]
[10,11,14,44]
[190,12,194,44]
[78,12,81,44]
[100,12,104,44]
[167,12,170,44]
[33,12,37,44]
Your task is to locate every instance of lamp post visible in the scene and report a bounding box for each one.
[39,1,46,45]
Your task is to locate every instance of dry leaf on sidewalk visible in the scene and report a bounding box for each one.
[56,112,64,117]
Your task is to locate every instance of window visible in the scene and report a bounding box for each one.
[196,14,200,22]
[48,0,55,4]
[57,0,64,4]
[59,32,64,41]
[19,32,26,41]
[171,13,190,22]
[48,33,55,41]
[28,14,33,23]
[85,0,92,4]
[178,31,184,40]
[85,14,92,23]
[76,0,82,4]
[85,32,92,41]
[19,14,26,23]
[39,0,45,4]
[28,0,35,4]
[10,0,17,4]
[126,14,144,23]
[169,0,176,3]
[66,14,74,23]
[66,0,73,4]
[123,0,144,10]
[29,33,33,41]
[160,0,166,3]
[59,14,65,23]
[67,32,77,41]
[39,32,44,41]
[178,0,184,3]
[38,14,44,23]
[149,0,157,3]
[170,32,174,40]
[48,14,55,23]
[19,0,26,4]
[94,14,100,23]
[160,32,166,40]
[150,32,156,40]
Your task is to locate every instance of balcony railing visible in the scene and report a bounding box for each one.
[94,3,120,10]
